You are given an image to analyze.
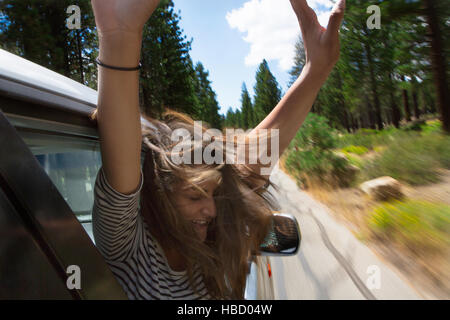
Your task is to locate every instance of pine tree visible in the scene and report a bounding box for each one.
[224,107,245,129]
[423,0,449,133]
[140,0,197,117]
[224,109,234,128]
[0,0,98,88]
[384,0,449,132]
[235,109,243,129]
[240,83,254,129]
[253,60,282,124]
[193,62,222,129]
[288,36,306,87]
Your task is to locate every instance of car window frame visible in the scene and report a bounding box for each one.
[0,99,127,300]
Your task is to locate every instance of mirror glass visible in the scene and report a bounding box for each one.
[259,213,301,256]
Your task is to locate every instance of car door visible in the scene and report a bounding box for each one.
[0,108,127,299]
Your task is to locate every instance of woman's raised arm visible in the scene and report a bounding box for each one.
[91,0,160,194]
[249,0,346,177]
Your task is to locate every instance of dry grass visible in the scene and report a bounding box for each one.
[402,169,450,206]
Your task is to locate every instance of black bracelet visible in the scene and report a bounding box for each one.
[95,57,142,71]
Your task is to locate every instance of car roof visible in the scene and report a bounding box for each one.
[0,49,152,139]
[0,48,97,111]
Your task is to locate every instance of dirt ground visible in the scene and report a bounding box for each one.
[280,161,450,299]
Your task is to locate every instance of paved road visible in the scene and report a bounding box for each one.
[267,165,423,300]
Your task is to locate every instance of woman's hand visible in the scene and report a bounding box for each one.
[289,0,345,75]
[92,0,161,66]
[91,0,161,37]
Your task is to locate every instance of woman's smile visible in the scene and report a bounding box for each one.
[191,219,210,226]
[191,219,213,240]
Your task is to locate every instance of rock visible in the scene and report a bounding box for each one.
[359,176,404,201]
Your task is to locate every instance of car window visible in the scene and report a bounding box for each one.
[17,130,101,224]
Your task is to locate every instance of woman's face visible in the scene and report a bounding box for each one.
[172,179,219,242]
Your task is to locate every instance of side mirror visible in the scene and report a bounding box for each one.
[259,213,301,256]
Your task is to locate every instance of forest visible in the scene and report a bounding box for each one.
[0,0,448,134]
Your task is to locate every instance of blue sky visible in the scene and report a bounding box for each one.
[173,0,335,115]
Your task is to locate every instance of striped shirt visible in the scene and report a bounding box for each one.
[92,167,211,300]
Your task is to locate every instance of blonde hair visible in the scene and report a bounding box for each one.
[91,109,276,299]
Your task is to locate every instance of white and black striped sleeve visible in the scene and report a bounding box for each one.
[92,167,144,262]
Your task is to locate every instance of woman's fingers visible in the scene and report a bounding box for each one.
[290,0,320,31]
[289,0,309,12]
[326,0,346,36]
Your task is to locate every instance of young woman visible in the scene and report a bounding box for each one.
[90,0,345,300]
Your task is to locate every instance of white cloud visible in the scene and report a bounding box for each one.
[226,0,334,71]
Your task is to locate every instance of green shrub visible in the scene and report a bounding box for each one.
[286,149,334,177]
[336,131,377,150]
[285,113,353,187]
[362,141,441,186]
[288,118,449,189]
[373,146,385,153]
[288,113,336,151]
[421,120,442,135]
[359,128,378,135]
[329,154,359,187]
[402,120,426,132]
[336,127,420,151]
[341,145,369,155]
[368,200,450,251]
[420,132,450,169]
[341,152,364,168]
[361,131,450,185]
